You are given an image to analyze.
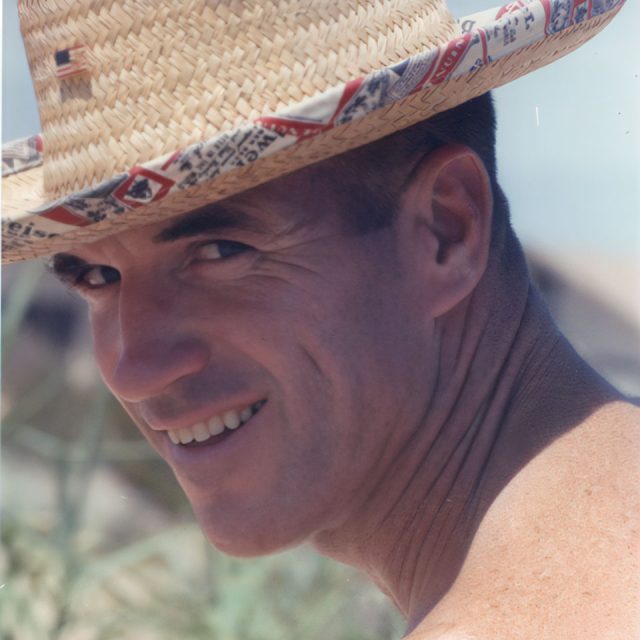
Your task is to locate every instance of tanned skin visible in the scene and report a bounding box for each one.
[52,144,640,639]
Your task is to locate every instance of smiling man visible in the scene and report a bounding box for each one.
[2,0,638,638]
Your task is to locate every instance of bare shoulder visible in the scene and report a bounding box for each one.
[576,398,640,452]
[565,399,640,488]
[407,400,640,640]
[403,623,488,640]
[402,625,477,640]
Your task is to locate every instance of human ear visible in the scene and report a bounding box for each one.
[398,144,493,317]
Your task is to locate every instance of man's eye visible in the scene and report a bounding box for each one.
[193,240,252,261]
[78,265,120,289]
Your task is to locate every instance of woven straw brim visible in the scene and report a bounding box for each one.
[1,5,622,263]
[21,0,457,198]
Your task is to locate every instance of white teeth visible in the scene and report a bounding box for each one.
[193,422,210,442]
[167,400,265,445]
[208,415,225,436]
[223,410,241,430]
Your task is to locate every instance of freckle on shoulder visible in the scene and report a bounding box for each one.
[572,400,640,477]
[402,623,480,640]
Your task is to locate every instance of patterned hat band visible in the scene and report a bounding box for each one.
[2,0,626,263]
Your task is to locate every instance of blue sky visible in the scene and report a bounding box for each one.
[2,0,638,257]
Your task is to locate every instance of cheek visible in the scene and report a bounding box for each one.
[89,309,119,379]
[329,264,433,429]
[285,264,427,424]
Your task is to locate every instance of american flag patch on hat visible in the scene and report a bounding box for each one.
[54,44,88,79]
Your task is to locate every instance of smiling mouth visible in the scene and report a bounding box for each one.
[166,399,267,446]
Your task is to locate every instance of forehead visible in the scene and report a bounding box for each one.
[66,164,348,259]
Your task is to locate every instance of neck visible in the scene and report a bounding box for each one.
[310,252,620,629]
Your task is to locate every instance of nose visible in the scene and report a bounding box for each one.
[97,280,210,403]
[110,337,210,403]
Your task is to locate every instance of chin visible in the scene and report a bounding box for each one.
[206,535,290,558]
[192,502,307,558]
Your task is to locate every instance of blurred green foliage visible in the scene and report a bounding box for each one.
[0,264,404,639]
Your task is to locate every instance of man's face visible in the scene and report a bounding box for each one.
[59,169,435,556]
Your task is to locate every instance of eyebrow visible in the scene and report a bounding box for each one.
[48,202,269,280]
[152,202,268,243]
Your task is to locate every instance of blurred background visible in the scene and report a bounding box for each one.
[2,1,639,638]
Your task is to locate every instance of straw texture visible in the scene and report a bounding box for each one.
[19,0,456,197]
[2,0,626,262]
[2,8,618,264]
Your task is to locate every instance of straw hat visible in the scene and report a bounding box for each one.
[1,0,626,263]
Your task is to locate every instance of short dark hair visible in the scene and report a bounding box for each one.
[315,92,515,250]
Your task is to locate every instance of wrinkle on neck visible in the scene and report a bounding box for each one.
[311,245,619,631]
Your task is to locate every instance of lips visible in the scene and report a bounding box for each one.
[165,399,267,445]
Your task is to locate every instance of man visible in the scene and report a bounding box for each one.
[3,0,638,638]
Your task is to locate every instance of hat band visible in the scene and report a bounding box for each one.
[1,0,627,262]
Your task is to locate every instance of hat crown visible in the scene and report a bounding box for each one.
[18,0,458,198]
